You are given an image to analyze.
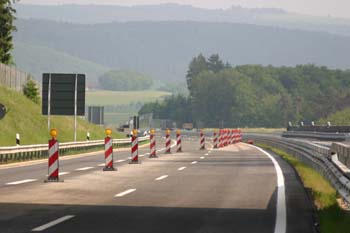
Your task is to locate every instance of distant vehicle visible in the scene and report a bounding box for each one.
[127,129,149,138]
[182,123,194,130]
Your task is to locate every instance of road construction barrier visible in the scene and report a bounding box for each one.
[219,129,223,148]
[229,129,233,145]
[176,129,182,153]
[224,129,228,146]
[130,129,139,164]
[231,129,235,144]
[165,129,171,154]
[200,130,205,150]
[213,130,218,149]
[46,129,60,182]
[103,129,115,171]
[149,129,157,158]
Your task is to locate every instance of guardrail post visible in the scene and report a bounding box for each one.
[87,132,90,141]
[16,133,20,146]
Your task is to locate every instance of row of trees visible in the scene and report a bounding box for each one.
[0,0,17,65]
[139,54,350,128]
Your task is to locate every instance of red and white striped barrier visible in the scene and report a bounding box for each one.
[213,130,218,149]
[149,129,157,158]
[219,129,223,148]
[130,130,139,164]
[223,129,227,146]
[228,129,232,145]
[165,129,171,154]
[231,129,235,144]
[47,138,59,181]
[103,136,115,171]
[200,130,205,150]
[176,130,182,153]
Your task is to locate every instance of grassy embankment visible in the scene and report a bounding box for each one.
[0,85,122,146]
[258,144,350,233]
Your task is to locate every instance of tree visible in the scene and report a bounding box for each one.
[186,54,208,95]
[207,54,225,73]
[0,0,18,64]
[23,76,40,104]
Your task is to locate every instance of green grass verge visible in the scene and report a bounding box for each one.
[0,85,123,146]
[257,143,350,233]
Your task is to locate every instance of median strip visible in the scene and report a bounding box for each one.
[115,189,137,197]
[31,215,75,232]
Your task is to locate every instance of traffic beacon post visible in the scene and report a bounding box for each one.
[149,129,158,158]
[176,129,182,153]
[199,129,205,150]
[45,128,61,182]
[103,128,115,171]
[213,129,218,149]
[130,129,140,164]
[165,128,171,154]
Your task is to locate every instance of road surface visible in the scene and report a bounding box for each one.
[0,134,316,233]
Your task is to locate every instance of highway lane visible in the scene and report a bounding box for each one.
[0,136,315,233]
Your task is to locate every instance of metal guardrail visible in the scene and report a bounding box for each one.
[282,131,350,141]
[0,136,149,163]
[246,134,350,204]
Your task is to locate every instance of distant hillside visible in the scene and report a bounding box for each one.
[13,19,350,83]
[0,85,121,146]
[14,4,350,36]
[13,42,110,86]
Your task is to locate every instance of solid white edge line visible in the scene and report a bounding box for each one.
[116,159,125,163]
[31,215,75,231]
[155,175,168,181]
[6,179,37,185]
[97,163,105,167]
[178,167,186,171]
[115,189,137,197]
[247,144,286,233]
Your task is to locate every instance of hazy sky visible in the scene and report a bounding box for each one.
[20,0,350,19]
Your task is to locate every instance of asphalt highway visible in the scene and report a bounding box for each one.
[0,134,316,233]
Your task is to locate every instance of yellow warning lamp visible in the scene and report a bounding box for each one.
[150,129,155,135]
[132,129,138,137]
[105,128,112,137]
[166,128,171,135]
[50,128,58,139]
[176,129,181,135]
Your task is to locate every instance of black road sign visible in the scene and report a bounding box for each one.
[88,106,104,125]
[42,73,85,116]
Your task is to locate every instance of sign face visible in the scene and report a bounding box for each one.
[42,73,85,116]
[0,104,6,120]
[87,106,104,125]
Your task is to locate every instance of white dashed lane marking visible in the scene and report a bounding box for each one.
[75,167,94,171]
[115,189,137,197]
[155,175,168,181]
[178,167,186,171]
[6,179,37,185]
[31,215,75,232]
[191,161,198,164]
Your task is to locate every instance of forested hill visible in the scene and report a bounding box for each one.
[13,19,350,84]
